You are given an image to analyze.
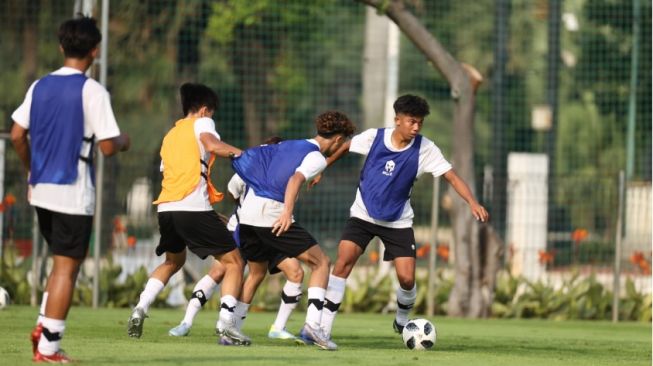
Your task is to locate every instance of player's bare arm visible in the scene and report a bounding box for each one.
[199,132,242,158]
[272,171,306,236]
[98,133,130,156]
[308,140,351,189]
[10,122,30,172]
[443,169,489,222]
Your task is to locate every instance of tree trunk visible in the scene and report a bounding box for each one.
[356,0,498,317]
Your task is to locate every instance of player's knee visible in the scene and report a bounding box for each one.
[317,254,331,271]
[398,277,415,290]
[285,266,304,283]
[163,259,184,273]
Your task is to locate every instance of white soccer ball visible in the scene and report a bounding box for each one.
[402,318,436,350]
[0,287,10,309]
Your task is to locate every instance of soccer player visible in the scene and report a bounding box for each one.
[10,17,130,363]
[224,172,306,344]
[318,95,489,339]
[231,111,355,350]
[127,83,251,346]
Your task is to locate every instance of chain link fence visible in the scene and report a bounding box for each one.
[0,0,650,311]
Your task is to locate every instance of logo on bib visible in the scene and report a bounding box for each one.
[383,160,395,176]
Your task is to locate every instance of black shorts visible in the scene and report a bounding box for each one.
[340,217,416,261]
[157,211,237,259]
[238,223,317,261]
[237,227,287,275]
[35,207,93,259]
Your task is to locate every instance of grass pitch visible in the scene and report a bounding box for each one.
[1,306,650,365]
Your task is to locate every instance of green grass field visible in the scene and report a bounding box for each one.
[1,306,650,365]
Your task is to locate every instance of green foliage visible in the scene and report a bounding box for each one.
[0,246,33,305]
[492,270,651,322]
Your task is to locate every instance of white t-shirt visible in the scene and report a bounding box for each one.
[12,67,121,215]
[226,173,246,231]
[157,117,221,212]
[349,128,452,228]
[238,139,327,227]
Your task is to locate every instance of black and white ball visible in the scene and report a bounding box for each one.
[0,287,10,309]
[402,318,436,350]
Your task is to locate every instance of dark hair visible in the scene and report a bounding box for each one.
[179,83,219,116]
[316,111,355,138]
[263,136,283,145]
[393,94,430,118]
[58,17,102,58]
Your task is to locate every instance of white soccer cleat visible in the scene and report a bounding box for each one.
[169,322,191,337]
[127,307,147,338]
[268,325,304,344]
[216,321,252,346]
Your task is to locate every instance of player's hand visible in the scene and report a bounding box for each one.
[308,173,322,190]
[119,133,131,152]
[271,211,292,237]
[470,203,489,223]
[216,213,229,225]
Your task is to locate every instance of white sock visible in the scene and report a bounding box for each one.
[218,295,238,329]
[234,301,250,330]
[38,317,65,356]
[36,292,48,325]
[395,285,416,326]
[136,278,165,313]
[182,275,218,326]
[320,275,346,337]
[272,280,302,330]
[305,287,326,329]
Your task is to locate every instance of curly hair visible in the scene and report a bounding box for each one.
[393,94,430,117]
[315,111,355,138]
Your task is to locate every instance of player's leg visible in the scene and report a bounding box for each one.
[320,240,364,338]
[35,255,83,361]
[214,248,250,345]
[379,225,417,334]
[129,250,186,338]
[170,260,225,336]
[295,244,338,350]
[33,208,92,362]
[235,260,268,330]
[321,217,374,339]
[392,257,416,333]
[269,257,303,340]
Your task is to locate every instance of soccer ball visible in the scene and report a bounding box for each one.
[0,287,10,309]
[402,318,436,350]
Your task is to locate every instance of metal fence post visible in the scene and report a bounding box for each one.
[426,177,440,316]
[612,170,625,323]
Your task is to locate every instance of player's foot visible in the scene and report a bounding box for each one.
[299,323,337,351]
[169,322,191,337]
[33,349,72,363]
[31,323,43,355]
[216,322,251,346]
[127,307,147,338]
[392,319,404,334]
[268,325,298,340]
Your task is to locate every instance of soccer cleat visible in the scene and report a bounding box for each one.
[299,323,338,351]
[169,322,191,337]
[31,323,43,355]
[216,322,252,346]
[33,349,72,363]
[127,307,147,338]
[268,325,298,340]
[393,319,404,334]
